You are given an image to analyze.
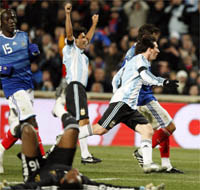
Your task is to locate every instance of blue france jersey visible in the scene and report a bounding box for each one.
[0,31,33,98]
[120,45,156,106]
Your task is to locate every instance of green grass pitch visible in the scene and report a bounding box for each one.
[0,145,200,190]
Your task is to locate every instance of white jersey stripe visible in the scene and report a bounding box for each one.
[63,40,89,87]
[102,102,124,128]
[73,84,80,121]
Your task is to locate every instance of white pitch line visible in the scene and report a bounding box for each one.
[92,177,200,184]
[91,178,120,181]
[1,177,199,186]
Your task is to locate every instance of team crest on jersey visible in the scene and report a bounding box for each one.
[80,108,86,116]
[109,120,116,128]
[21,41,26,47]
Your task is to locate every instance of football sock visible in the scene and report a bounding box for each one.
[159,137,172,168]
[159,136,170,158]
[78,124,93,139]
[1,129,18,150]
[152,128,172,148]
[79,137,92,158]
[34,128,45,156]
[141,139,152,165]
[161,157,172,169]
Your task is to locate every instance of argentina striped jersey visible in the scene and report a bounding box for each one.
[111,54,165,110]
[62,40,89,87]
[0,31,33,98]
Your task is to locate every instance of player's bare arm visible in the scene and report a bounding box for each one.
[65,3,73,41]
[86,14,99,42]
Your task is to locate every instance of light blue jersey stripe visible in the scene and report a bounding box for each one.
[63,40,89,87]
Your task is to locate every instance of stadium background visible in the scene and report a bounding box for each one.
[0,1,200,190]
[0,0,199,146]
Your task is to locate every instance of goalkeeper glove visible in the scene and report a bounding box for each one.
[163,79,179,89]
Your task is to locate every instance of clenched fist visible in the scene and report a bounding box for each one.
[92,14,99,25]
[65,3,72,13]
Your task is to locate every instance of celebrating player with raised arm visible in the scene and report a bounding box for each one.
[52,3,101,164]
[54,35,178,173]
[0,9,45,174]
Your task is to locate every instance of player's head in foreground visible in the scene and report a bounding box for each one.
[0,9,17,37]
[135,35,160,61]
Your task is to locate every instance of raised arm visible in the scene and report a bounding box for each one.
[86,14,99,42]
[65,3,73,41]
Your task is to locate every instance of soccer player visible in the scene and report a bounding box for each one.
[56,35,178,173]
[53,3,101,164]
[121,24,183,173]
[0,9,45,174]
[1,111,165,190]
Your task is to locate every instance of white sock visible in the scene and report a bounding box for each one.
[79,124,93,139]
[53,97,67,119]
[141,139,152,165]
[0,144,5,162]
[79,138,92,158]
[0,144,5,153]
[161,158,172,169]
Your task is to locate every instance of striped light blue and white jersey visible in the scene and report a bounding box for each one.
[62,39,89,87]
[111,54,165,110]
[0,30,33,98]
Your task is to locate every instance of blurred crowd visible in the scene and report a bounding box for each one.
[0,0,199,96]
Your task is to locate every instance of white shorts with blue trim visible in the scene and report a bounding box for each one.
[137,100,172,130]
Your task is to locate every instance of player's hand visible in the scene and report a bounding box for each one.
[163,79,179,89]
[29,43,40,56]
[65,3,72,13]
[92,14,99,25]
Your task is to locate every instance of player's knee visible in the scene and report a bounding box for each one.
[137,123,153,137]
[146,123,154,136]
[79,118,89,126]
[166,122,176,133]
[21,123,36,138]
[25,116,38,128]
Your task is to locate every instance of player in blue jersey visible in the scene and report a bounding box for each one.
[52,3,101,164]
[118,24,183,173]
[0,9,45,174]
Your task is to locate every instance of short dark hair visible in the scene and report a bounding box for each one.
[73,26,87,38]
[135,35,156,55]
[137,24,160,41]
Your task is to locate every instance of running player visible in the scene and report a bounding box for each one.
[121,24,183,173]
[55,35,179,173]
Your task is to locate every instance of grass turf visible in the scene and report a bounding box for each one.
[0,145,200,190]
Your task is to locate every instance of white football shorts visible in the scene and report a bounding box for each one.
[137,100,172,130]
[8,89,35,135]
